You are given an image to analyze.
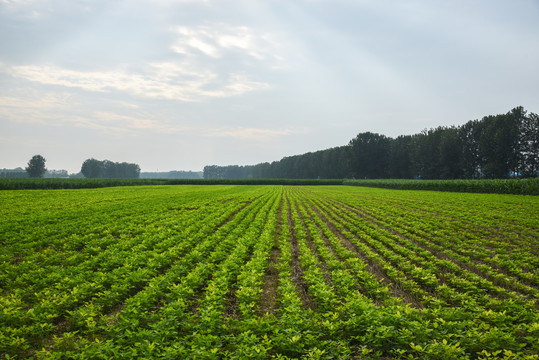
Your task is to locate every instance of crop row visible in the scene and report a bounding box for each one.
[0,185,537,359]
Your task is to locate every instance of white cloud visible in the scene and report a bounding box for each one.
[0,87,174,135]
[174,27,221,58]
[3,62,270,102]
[0,88,292,139]
[88,112,196,135]
[171,23,284,63]
[0,91,70,110]
[0,89,75,125]
[0,96,183,137]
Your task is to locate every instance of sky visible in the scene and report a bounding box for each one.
[1,0,538,173]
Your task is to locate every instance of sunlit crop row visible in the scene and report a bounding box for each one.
[0,185,537,359]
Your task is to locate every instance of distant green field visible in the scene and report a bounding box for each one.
[344,178,539,195]
[1,177,537,195]
[0,178,343,190]
[1,186,538,359]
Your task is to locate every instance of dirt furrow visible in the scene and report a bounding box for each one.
[286,195,316,311]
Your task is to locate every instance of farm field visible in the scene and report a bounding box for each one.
[1,185,538,359]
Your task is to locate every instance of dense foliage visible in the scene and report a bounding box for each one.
[81,159,140,179]
[1,185,537,359]
[25,155,47,178]
[204,107,538,180]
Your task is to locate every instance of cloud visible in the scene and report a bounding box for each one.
[171,23,284,63]
[0,0,39,8]
[0,87,179,135]
[67,112,187,135]
[3,62,270,102]
[0,88,301,140]
[0,91,70,111]
[0,89,74,125]
[0,88,291,139]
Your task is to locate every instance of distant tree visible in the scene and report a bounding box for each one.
[319,146,350,178]
[44,169,69,178]
[251,162,271,179]
[411,128,442,179]
[81,158,140,178]
[348,132,391,178]
[223,165,244,179]
[438,127,462,179]
[103,160,118,178]
[389,135,413,178]
[517,111,539,177]
[203,165,221,179]
[81,158,104,178]
[69,172,85,179]
[478,109,521,178]
[0,167,28,178]
[198,107,533,180]
[459,119,482,178]
[25,155,47,178]
[122,162,141,179]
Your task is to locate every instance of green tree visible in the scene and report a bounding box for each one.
[439,126,462,179]
[518,111,539,177]
[411,128,445,179]
[203,165,222,179]
[459,119,482,178]
[25,155,47,178]
[81,158,140,178]
[81,158,104,178]
[478,108,521,178]
[320,146,350,179]
[349,132,391,179]
[389,135,413,178]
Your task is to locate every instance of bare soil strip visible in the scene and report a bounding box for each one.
[286,195,316,311]
[258,247,281,316]
[258,197,284,316]
[224,287,240,319]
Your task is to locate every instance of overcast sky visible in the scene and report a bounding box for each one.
[1,0,538,173]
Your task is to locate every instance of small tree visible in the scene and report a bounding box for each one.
[26,155,47,178]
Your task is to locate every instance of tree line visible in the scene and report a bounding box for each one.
[81,159,141,179]
[2,157,142,179]
[204,107,538,180]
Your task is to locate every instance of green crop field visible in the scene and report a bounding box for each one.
[1,185,538,359]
